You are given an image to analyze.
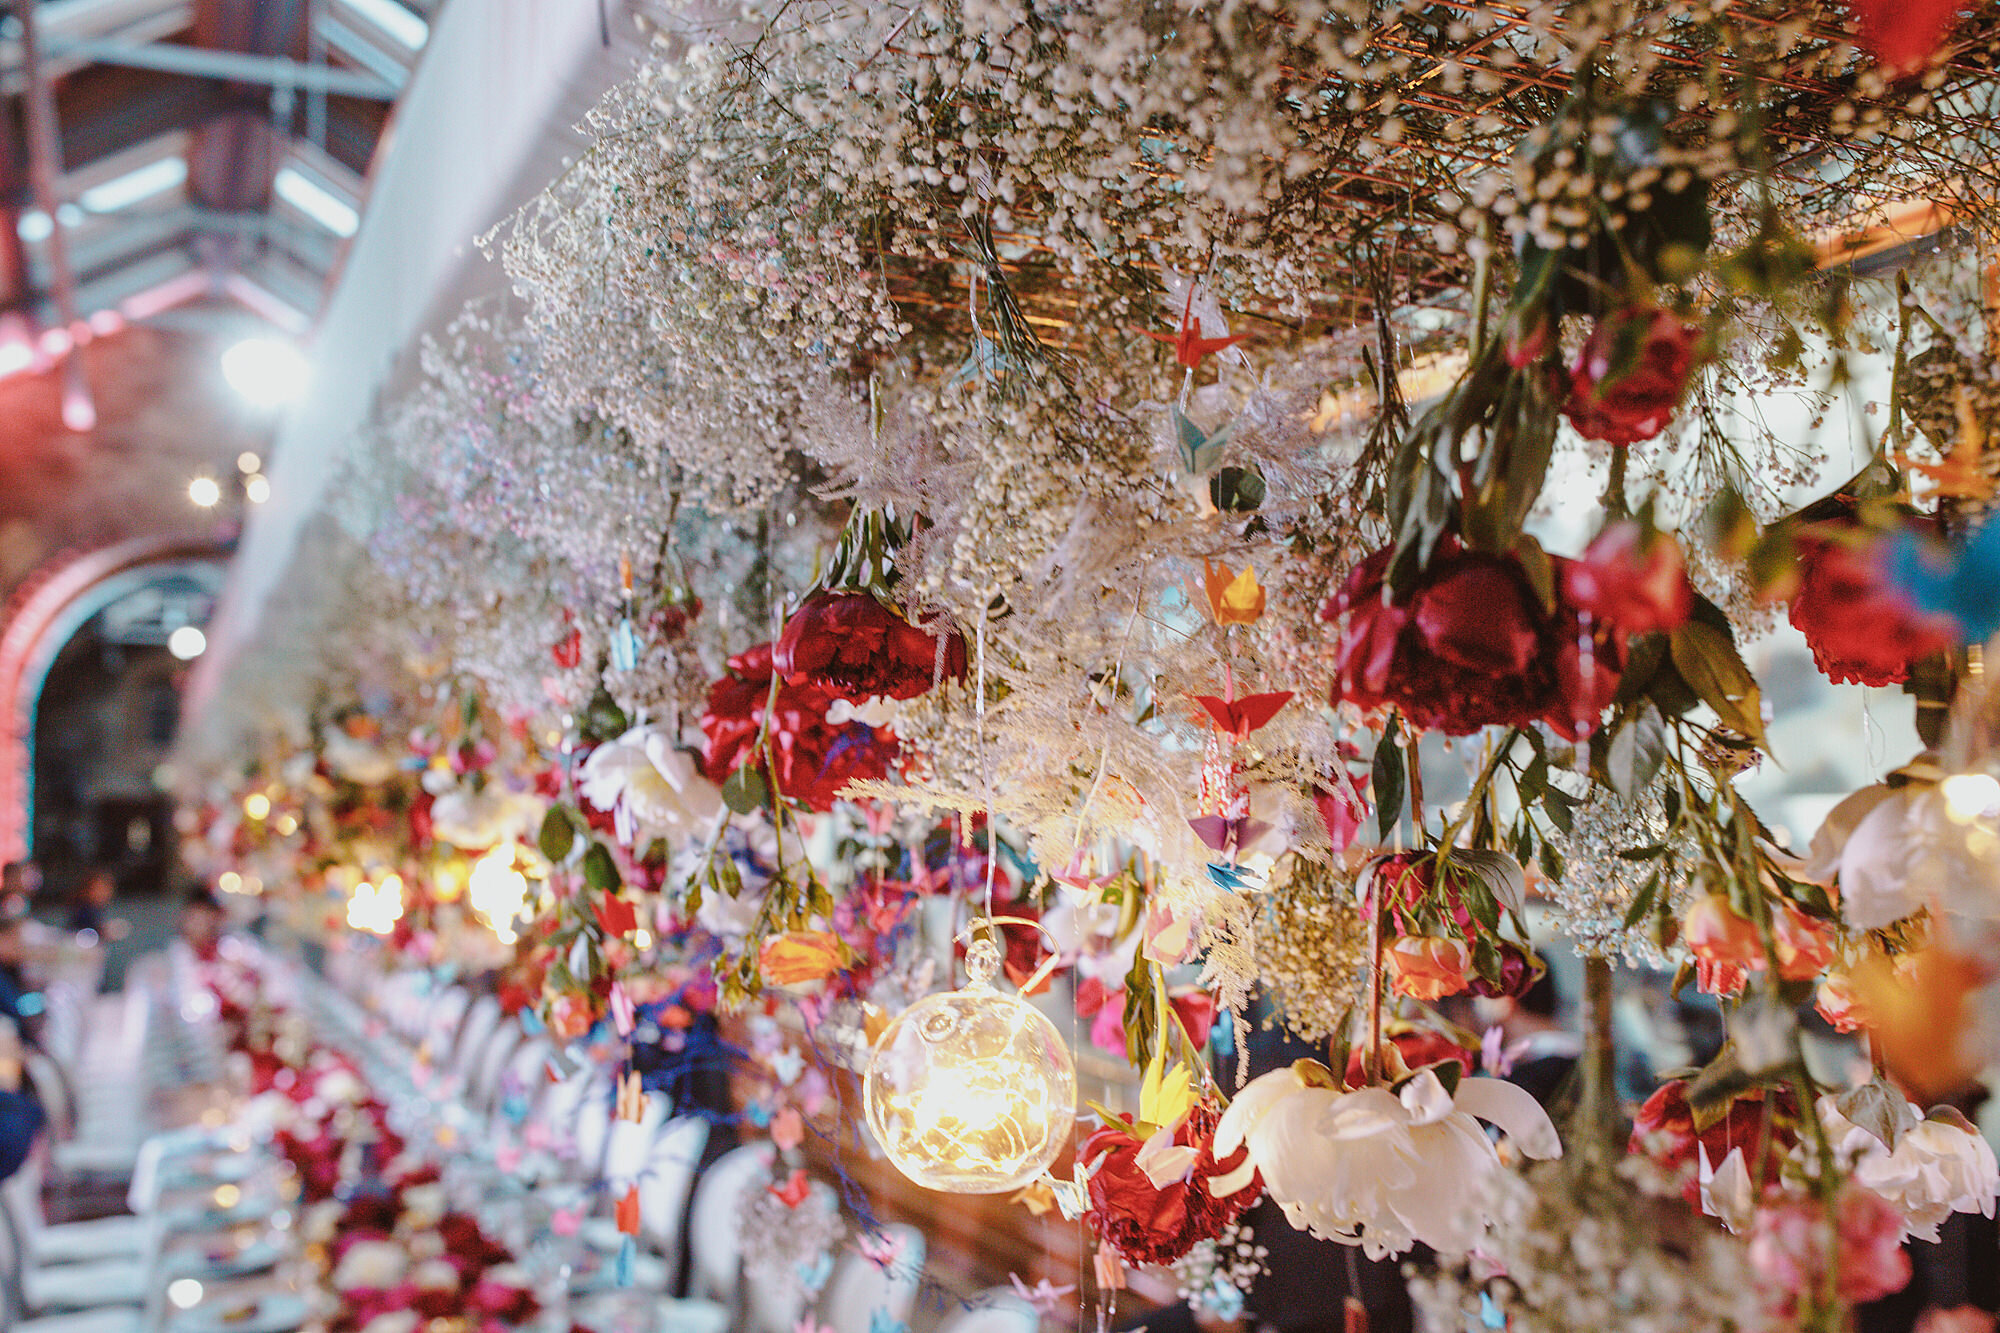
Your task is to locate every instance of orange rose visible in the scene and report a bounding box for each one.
[545,991,599,1040]
[758,930,848,987]
[1774,902,1834,982]
[1386,935,1471,1001]
[1815,971,1868,1034]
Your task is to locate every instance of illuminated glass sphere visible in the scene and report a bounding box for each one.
[863,938,1075,1193]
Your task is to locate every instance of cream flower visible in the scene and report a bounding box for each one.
[359,1313,419,1333]
[429,781,541,852]
[1818,1094,2000,1242]
[579,724,725,848]
[331,1239,409,1292]
[1211,1064,1562,1259]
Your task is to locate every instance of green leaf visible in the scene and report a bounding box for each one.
[1372,720,1406,842]
[1209,465,1266,513]
[1541,784,1578,834]
[1669,621,1769,748]
[721,764,769,816]
[1608,702,1669,797]
[1623,868,1662,929]
[1456,849,1527,915]
[538,806,576,864]
[1536,837,1565,883]
[582,841,622,891]
[1837,1075,1918,1152]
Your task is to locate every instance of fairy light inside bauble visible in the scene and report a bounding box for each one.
[863,931,1075,1194]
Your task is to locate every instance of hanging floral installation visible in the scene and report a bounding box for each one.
[174,1,2000,1328]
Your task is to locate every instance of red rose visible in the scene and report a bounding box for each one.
[1343,1029,1476,1086]
[470,1280,540,1324]
[1563,306,1702,446]
[1326,540,1623,740]
[1842,0,1961,74]
[1629,1080,1798,1207]
[1789,521,1955,686]
[1468,940,1541,999]
[775,591,966,701]
[698,643,898,812]
[1083,1105,1261,1266]
[1563,522,1693,635]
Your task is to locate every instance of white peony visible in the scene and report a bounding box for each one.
[331,1239,409,1292]
[1211,1065,1562,1259]
[579,724,725,849]
[1818,1094,2000,1242]
[322,728,401,786]
[1804,782,2000,930]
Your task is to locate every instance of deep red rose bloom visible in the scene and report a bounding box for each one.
[1467,940,1541,999]
[1326,541,1623,739]
[1563,522,1694,635]
[1344,1029,1476,1086]
[699,643,898,812]
[1083,1105,1261,1266]
[1789,521,1956,686]
[1563,306,1702,446]
[1629,1079,1798,1207]
[1842,0,1961,74]
[774,591,966,701]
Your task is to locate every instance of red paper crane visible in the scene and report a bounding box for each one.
[1141,281,1250,370]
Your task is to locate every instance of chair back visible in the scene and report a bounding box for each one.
[569,1069,617,1177]
[686,1141,778,1304]
[603,1091,670,1187]
[449,996,503,1083]
[934,1289,1040,1333]
[637,1116,710,1254]
[464,1020,525,1115]
[815,1224,926,1333]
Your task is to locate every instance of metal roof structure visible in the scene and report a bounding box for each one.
[0,0,437,424]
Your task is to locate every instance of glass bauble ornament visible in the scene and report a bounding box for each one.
[863,929,1075,1193]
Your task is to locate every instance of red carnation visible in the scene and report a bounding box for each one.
[775,591,966,701]
[1789,521,1955,686]
[1326,540,1622,739]
[1083,1105,1261,1266]
[1563,306,1702,446]
[699,643,897,812]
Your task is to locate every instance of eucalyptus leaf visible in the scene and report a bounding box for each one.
[582,841,622,891]
[721,764,769,816]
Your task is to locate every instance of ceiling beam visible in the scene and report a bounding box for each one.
[41,38,399,98]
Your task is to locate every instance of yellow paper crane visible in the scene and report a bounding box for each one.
[1202,559,1266,625]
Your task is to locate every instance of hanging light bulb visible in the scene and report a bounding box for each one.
[467,843,532,943]
[863,921,1075,1194]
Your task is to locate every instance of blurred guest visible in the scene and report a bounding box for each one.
[67,869,126,941]
[0,1016,40,1181]
[0,914,43,1048]
[1475,969,1580,1108]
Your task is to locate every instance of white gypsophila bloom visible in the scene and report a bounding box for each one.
[1408,1158,1764,1333]
[578,724,726,849]
[1816,1094,2000,1243]
[1211,1066,1562,1259]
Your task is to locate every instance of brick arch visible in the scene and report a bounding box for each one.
[0,535,231,863]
